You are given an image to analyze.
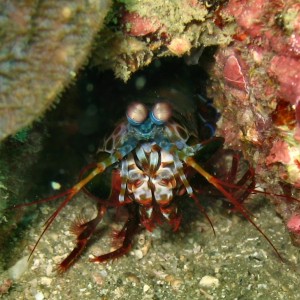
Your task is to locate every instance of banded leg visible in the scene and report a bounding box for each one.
[28,147,137,260]
[159,203,182,232]
[224,151,256,203]
[173,155,214,233]
[206,150,256,204]
[185,156,282,260]
[90,203,140,263]
[57,205,106,272]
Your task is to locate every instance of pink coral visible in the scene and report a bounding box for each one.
[295,125,300,141]
[223,54,248,92]
[287,214,300,234]
[167,38,191,56]
[122,12,161,36]
[266,140,291,165]
[268,56,300,105]
[211,0,300,247]
[296,103,300,140]
[296,102,300,123]
[266,31,300,57]
[225,0,267,37]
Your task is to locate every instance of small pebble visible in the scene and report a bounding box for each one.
[93,274,104,286]
[50,181,61,190]
[134,249,144,259]
[199,275,219,288]
[8,256,29,280]
[143,284,150,292]
[100,269,108,277]
[46,263,53,276]
[125,273,140,284]
[35,291,44,300]
[171,279,183,290]
[40,277,52,286]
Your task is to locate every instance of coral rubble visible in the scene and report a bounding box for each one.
[93,0,233,81]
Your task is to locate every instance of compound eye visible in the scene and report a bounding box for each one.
[126,102,148,125]
[150,102,172,125]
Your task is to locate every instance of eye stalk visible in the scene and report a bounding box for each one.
[150,102,172,125]
[127,102,148,125]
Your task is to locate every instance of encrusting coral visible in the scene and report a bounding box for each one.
[209,0,300,242]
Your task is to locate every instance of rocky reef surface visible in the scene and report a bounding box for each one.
[209,0,300,244]
[0,0,112,140]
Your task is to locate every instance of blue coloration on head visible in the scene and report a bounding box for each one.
[125,101,177,152]
[126,102,172,139]
[127,115,144,126]
[138,118,157,134]
[150,111,165,125]
[128,117,162,140]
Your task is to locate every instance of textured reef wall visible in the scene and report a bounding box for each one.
[209,0,300,243]
[92,0,231,81]
[0,0,112,140]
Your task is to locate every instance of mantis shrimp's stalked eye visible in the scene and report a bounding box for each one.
[150,102,172,125]
[126,102,148,125]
